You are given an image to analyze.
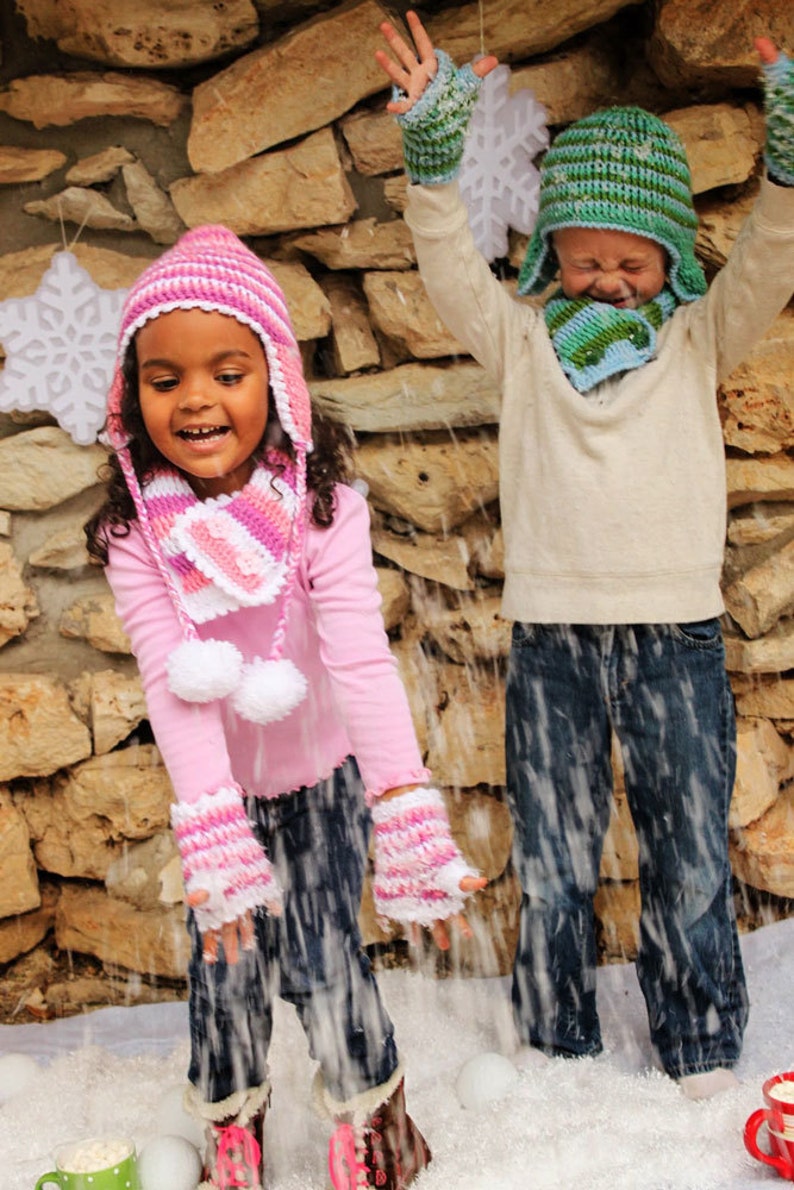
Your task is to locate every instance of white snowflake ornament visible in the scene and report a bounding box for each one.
[0,251,127,446]
[459,65,549,262]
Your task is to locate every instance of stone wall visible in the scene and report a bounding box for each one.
[1,0,793,1018]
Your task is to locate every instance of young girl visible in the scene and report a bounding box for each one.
[86,224,485,1190]
[376,14,794,1101]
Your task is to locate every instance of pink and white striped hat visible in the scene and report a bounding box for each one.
[106,225,314,726]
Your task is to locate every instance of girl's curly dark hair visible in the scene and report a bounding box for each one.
[85,344,354,566]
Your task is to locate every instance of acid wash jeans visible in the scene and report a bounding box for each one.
[186,758,398,1105]
[505,620,749,1079]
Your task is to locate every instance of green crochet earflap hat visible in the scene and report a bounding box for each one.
[517,105,707,303]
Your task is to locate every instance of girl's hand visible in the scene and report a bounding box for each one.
[187,889,265,965]
[188,885,281,966]
[171,784,284,960]
[407,873,488,953]
[371,786,487,944]
[377,783,487,951]
[376,10,497,115]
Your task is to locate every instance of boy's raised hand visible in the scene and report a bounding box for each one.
[755,36,779,65]
[754,34,794,188]
[376,9,497,114]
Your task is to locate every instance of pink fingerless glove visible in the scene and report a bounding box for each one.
[170,784,283,935]
[371,786,479,926]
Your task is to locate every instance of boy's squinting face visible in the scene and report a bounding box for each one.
[553,227,668,309]
[136,308,270,499]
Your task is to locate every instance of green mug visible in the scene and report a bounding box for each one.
[35,1137,140,1190]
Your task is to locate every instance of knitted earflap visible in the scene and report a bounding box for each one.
[518,106,706,303]
[106,225,313,725]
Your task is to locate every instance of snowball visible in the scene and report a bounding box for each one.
[154,1085,205,1149]
[455,1051,519,1111]
[0,1052,40,1103]
[139,1134,202,1190]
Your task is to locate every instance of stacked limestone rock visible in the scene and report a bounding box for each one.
[0,0,793,1017]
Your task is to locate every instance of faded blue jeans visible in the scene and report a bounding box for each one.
[186,759,398,1104]
[505,620,748,1078]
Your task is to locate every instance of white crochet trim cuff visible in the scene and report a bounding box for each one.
[184,1078,271,1126]
[313,1061,406,1124]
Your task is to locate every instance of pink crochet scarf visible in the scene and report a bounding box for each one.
[141,450,301,625]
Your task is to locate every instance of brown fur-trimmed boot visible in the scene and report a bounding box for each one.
[326,1070,431,1190]
[185,1082,269,1190]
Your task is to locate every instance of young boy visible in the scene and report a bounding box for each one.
[377,13,794,1099]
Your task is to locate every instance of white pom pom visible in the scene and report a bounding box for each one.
[232,658,307,724]
[167,638,243,703]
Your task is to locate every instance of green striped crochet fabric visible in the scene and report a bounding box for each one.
[518,106,706,304]
[395,49,482,185]
[763,52,794,186]
[544,287,678,393]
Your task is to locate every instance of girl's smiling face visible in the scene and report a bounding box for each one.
[136,307,270,499]
[553,226,668,309]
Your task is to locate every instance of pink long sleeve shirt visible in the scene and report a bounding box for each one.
[105,482,430,807]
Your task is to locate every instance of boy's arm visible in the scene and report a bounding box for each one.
[693,179,794,383]
[377,12,528,381]
[404,180,526,383]
[692,41,794,381]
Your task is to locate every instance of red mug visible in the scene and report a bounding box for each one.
[746,1076,794,1181]
[764,1074,794,1137]
[744,1110,794,1180]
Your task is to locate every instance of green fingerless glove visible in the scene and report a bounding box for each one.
[763,51,794,186]
[395,49,482,184]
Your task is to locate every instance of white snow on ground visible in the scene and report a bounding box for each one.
[2,917,793,1189]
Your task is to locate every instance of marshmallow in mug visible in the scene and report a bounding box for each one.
[58,1139,132,1173]
[771,1082,794,1104]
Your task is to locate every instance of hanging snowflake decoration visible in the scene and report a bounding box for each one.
[0,252,127,446]
[459,65,549,262]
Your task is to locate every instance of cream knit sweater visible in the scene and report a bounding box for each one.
[405,178,794,624]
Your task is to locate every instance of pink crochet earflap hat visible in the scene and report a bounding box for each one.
[106,225,314,726]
